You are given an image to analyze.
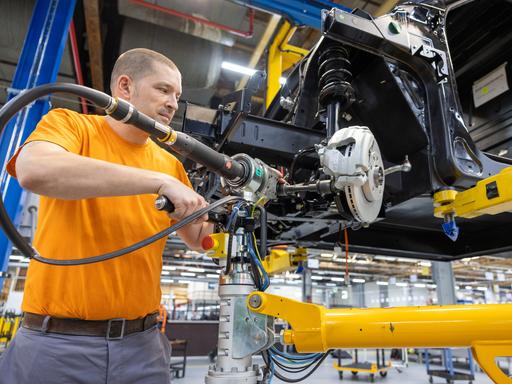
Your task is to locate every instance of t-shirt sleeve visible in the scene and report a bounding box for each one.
[7,108,84,178]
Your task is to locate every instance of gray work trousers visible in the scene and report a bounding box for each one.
[0,325,171,384]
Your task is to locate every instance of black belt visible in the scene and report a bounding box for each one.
[22,312,159,340]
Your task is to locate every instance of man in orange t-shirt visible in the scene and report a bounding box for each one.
[0,48,212,383]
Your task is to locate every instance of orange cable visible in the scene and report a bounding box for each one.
[344,228,349,281]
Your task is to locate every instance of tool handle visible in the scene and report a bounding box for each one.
[155,195,175,213]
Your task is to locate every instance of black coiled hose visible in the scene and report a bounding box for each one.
[0,83,245,265]
[0,84,113,260]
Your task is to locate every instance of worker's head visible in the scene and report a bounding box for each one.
[110,48,182,125]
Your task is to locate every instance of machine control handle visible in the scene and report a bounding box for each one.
[155,195,175,213]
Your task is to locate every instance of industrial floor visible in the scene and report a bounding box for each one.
[174,357,494,383]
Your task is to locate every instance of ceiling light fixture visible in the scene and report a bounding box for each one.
[222,61,286,84]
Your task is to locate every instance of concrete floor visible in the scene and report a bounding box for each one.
[173,357,494,383]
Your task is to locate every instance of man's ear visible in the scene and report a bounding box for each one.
[115,75,133,100]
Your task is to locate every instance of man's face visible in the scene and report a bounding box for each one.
[129,61,182,125]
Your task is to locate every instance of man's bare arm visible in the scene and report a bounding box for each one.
[16,141,208,222]
[177,222,214,252]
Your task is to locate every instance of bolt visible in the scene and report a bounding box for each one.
[373,167,384,187]
[388,21,401,34]
[249,294,262,308]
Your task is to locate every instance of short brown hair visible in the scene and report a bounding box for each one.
[110,48,180,92]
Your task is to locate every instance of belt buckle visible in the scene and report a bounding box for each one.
[107,318,126,340]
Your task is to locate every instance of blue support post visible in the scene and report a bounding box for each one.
[467,348,475,376]
[0,0,76,286]
[240,0,351,29]
[445,348,454,377]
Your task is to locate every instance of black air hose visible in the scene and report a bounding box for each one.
[0,83,245,265]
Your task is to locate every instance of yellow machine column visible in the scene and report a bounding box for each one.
[266,21,309,108]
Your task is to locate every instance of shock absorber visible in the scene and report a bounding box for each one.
[318,44,356,138]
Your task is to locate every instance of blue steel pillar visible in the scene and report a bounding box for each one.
[0,0,76,286]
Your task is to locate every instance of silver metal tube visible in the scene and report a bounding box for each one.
[205,230,261,384]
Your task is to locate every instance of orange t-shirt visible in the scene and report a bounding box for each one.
[7,108,191,320]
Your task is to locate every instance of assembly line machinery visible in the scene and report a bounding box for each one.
[181,0,512,260]
[1,0,512,383]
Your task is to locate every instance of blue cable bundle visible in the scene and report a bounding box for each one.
[270,347,322,361]
[247,237,270,291]
[226,201,246,230]
[263,347,330,383]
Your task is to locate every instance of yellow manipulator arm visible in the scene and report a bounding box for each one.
[247,291,512,384]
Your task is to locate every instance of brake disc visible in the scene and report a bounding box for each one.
[319,126,385,223]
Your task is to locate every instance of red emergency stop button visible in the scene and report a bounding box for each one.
[202,235,218,251]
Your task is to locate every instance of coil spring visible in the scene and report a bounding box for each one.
[317,45,355,107]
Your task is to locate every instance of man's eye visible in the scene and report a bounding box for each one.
[158,88,168,93]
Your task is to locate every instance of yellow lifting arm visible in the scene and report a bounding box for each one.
[434,166,512,219]
[266,21,309,108]
[247,291,512,384]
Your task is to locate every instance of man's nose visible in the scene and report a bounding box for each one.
[166,94,179,111]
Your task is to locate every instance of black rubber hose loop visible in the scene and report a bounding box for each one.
[0,83,244,265]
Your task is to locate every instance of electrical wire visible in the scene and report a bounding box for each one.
[288,146,317,184]
[270,357,320,373]
[344,227,349,281]
[247,233,269,291]
[224,201,248,274]
[248,254,262,291]
[252,233,262,261]
[226,201,244,230]
[248,245,269,291]
[261,335,330,382]
[253,237,269,289]
[263,348,332,383]
[254,204,267,260]
[270,347,322,361]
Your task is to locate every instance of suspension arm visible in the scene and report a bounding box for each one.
[247,291,512,383]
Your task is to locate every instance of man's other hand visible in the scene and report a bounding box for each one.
[158,177,208,223]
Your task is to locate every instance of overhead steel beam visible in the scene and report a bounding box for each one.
[234,0,351,29]
[0,0,76,286]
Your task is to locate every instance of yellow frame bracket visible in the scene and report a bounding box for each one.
[266,21,309,108]
[434,167,512,219]
[261,247,308,275]
[247,292,327,352]
[472,341,512,383]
